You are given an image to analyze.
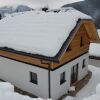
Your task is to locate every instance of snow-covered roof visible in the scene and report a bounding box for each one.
[89,30,100,57]
[0,8,91,58]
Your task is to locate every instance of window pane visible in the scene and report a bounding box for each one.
[60,72,66,85]
[30,72,38,84]
[82,59,86,68]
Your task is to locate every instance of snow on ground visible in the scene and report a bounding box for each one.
[64,65,100,100]
[82,83,100,100]
[89,29,100,57]
[0,0,84,10]
[0,8,91,57]
[0,82,50,100]
[0,5,32,14]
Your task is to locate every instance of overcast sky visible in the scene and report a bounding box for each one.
[0,0,84,9]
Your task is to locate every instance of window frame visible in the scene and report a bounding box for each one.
[30,72,38,85]
[60,72,66,85]
[82,59,86,69]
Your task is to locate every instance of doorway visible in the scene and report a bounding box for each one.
[71,64,78,85]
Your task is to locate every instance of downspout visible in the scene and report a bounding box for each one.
[48,63,51,98]
[41,60,51,98]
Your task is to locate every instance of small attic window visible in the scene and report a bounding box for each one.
[66,45,71,51]
[80,36,84,47]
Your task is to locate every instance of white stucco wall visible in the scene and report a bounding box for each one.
[0,57,49,99]
[50,53,89,100]
[0,53,89,100]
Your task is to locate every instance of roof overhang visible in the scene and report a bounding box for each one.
[0,19,99,63]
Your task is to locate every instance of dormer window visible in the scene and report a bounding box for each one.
[80,36,84,47]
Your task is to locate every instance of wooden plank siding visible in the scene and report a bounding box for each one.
[83,20,100,43]
[52,24,90,69]
[0,50,51,69]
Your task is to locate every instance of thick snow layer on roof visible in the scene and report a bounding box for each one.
[89,43,100,57]
[0,8,91,57]
[89,29,100,57]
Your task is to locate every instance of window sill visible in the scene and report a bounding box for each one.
[60,80,66,85]
[30,80,38,85]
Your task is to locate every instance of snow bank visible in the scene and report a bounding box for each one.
[48,0,84,9]
[64,83,100,100]
[0,8,91,57]
[0,82,50,100]
[83,83,100,100]
[63,96,73,100]
[0,82,14,93]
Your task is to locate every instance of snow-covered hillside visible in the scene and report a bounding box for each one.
[0,5,32,17]
[0,0,84,10]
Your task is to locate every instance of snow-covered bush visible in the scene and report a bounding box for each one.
[0,82,51,100]
[0,82,14,93]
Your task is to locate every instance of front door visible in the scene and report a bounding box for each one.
[71,64,78,85]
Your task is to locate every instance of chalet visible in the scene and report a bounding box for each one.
[0,8,99,100]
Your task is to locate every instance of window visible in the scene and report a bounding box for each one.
[80,36,84,47]
[60,72,66,85]
[30,72,38,84]
[66,45,71,51]
[82,59,86,68]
